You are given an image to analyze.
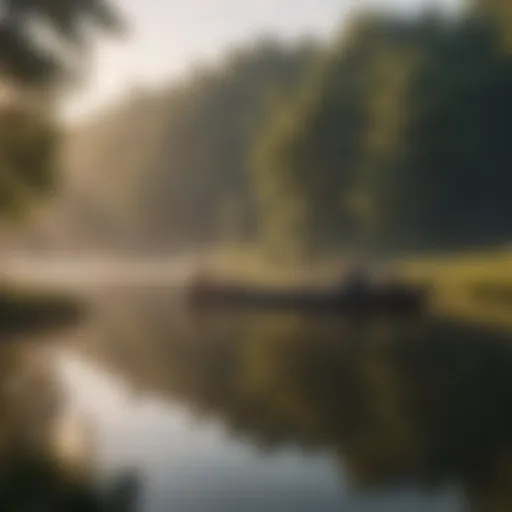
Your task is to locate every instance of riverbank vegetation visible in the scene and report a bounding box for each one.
[26,0,512,264]
[3,1,512,330]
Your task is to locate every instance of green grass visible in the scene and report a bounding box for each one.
[210,244,512,331]
[399,247,512,330]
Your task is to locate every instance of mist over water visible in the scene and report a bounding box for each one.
[0,257,199,288]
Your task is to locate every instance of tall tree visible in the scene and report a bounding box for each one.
[0,0,120,221]
[252,12,396,256]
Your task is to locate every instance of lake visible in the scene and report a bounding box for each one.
[4,280,512,511]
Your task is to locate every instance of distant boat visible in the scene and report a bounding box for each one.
[186,272,428,316]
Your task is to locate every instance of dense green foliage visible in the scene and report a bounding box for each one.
[0,0,118,222]
[0,105,59,217]
[47,1,512,256]
[144,40,319,248]
[0,0,120,86]
[254,4,512,254]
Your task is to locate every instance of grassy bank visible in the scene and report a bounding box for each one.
[209,245,512,331]
[399,247,512,330]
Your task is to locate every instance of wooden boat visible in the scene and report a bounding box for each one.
[187,275,429,316]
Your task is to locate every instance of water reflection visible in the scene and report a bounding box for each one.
[57,287,512,512]
[0,330,141,511]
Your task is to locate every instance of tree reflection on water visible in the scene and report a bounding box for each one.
[83,289,512,512]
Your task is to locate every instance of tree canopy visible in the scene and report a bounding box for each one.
[32,0,512,255]
[0,0,119,222]
[0,0,120,86]
[54,39,318,252]
[253,4,512,255]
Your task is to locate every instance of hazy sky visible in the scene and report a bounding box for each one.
[63,0,461,122]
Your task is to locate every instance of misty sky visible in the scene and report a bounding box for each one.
[63,0,461,122]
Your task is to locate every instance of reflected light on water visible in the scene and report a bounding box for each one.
[52,411,92,472]
[49,323,468,512]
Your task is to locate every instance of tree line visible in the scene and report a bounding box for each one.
[254,1,512,256]
[8,0,512,257]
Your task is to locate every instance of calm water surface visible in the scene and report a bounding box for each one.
[7,283,512,511]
